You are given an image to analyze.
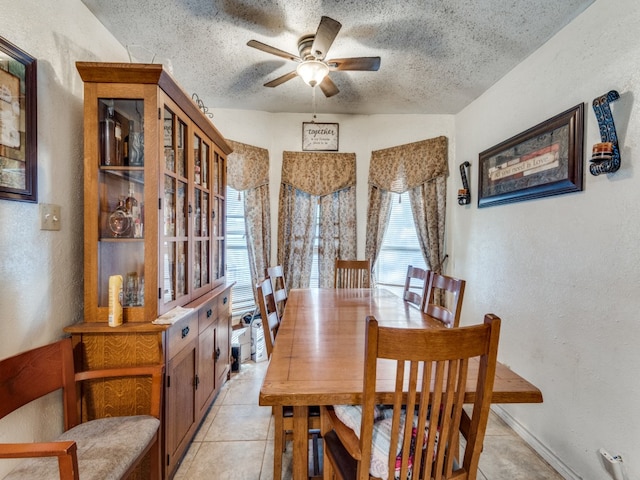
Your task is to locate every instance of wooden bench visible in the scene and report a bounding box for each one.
[0,337,163,479]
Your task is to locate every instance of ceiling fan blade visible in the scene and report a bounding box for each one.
[247,40,301,62]
[264,70,298,88]
[327,57,381,71]
[310,16,342,60]
[318,75,339,97]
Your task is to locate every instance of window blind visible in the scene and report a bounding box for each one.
[226,187,256,317]
[375,191,427,288]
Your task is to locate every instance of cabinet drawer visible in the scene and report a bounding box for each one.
[199,298,219,333]
[219,290,231,316]
[167,312,198,359]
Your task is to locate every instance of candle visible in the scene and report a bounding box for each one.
[592,142,613,161]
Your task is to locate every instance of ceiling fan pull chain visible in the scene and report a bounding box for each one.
[312,85,317,122]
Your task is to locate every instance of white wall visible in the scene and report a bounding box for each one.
[454,0,640,478]
[212,110,455,262]
[2,0,637,478]
[0,0,128,476]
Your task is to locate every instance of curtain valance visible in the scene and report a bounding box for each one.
[282,151,356,197]
[227,140,270,191]
[369,136,448,193]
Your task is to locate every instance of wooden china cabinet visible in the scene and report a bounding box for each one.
[64,62,234,479]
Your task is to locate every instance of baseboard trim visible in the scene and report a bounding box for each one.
[491,405,582,480]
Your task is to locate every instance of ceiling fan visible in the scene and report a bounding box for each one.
[247,16,381,98]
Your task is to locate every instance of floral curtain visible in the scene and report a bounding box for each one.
[278,151,357,288]
[365,136,448,287]
[227,140,271,300]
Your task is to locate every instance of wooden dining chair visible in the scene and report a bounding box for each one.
[321,314,501,480]
[402,265,431,309]
[256,277,322,479]
[256,277,280,358]
[423,272,466,328]
[334,259,372,288]
[267,265,288,319]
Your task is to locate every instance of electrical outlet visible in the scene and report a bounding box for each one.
[600,448,625,480]
[40,203,61,231]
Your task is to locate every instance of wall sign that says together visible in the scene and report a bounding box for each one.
[302,122,339,151]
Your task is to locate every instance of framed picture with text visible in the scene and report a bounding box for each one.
[0,36,37,202]
[478,103,584,208]
[302,122,339,151]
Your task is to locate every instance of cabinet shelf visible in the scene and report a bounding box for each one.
[98,236,145,242]
[100,166,145,182]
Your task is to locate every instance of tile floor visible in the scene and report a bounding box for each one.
[174,360,563,480]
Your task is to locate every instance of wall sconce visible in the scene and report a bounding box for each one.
[457,161,471,205]
[590,90,621,175]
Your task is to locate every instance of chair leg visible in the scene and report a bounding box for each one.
[320,408,335,480]
[149,435,160,480]
[274,407,284,480]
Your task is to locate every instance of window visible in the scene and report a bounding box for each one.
[226,186,255,317]
[309,204,321,287]
[375,191,427,296]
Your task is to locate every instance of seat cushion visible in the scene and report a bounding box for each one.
[5,415,159,480]
[333,405,437,480]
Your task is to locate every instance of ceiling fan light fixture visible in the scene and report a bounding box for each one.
[296,60,329,87]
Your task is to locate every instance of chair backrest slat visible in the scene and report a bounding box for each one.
[266,265,288,319]
[256,277,280,358]
[423,272,466,327]
[334,259,372,288]
[0,338,77,425]
[358,314,501,480]
[402,265,431,309]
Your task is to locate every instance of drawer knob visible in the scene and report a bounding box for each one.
[181,326,190,338]
[207,308,213,318]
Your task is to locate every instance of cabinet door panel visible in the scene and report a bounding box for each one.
[166,340,197,474]
[197,323,215,418]
[215,293,231,387]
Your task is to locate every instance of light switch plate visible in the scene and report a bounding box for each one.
[40,203,61,231]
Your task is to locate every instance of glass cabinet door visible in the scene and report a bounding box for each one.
[193,134,211,294]
[162,107,189,306]
[97,98,145,312]
[212,151,226,282]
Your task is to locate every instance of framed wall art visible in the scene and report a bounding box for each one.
[478,103,584,208]
[302,122,338,151]
[0,36,37,202]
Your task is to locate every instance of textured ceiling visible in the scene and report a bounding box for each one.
[81,0,594,115]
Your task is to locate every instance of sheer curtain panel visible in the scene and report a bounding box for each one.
[365,136,448,285]
[227,140,271,307]
[278,151,357,288]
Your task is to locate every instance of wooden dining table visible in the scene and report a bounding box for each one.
[259,288,543,479]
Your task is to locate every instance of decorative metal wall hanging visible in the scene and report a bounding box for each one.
[457,161,471,205]
[458,162,471,205]
[590,90,620,176]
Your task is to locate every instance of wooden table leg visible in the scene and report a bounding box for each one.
[292,405,309,479]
